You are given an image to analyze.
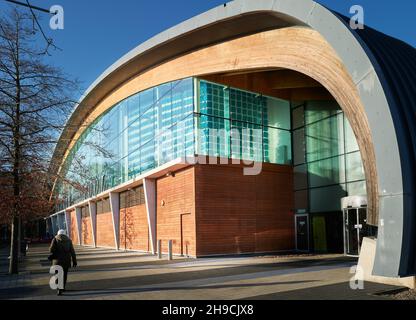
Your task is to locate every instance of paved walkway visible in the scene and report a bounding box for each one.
[0,244,399,300]
[0,245,9,275]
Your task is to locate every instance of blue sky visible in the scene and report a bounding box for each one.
[0,0,415,93]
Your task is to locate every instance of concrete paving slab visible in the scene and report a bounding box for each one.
[0,244,401,300]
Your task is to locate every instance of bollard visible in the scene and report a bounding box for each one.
[168,240,173,261]
[157,240,162,259]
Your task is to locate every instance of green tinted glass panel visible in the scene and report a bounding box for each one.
[306,113,344,162]
[346,151,365,182]
[199,81,228,117]
[292,105,305,130]
[231,121,262,162]
[196,114,230,158]
[310,184,347,213]
[197,80,293,165]
[263,96,291,130]
[305,100,341,124]
[347,181,367,196]
[230,88,264,125]
[263,127,292,165]
[308,155,346,188]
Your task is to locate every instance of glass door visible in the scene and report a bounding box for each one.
[357,208,367,253]
[344,208,364,256]
[295,214,309,252]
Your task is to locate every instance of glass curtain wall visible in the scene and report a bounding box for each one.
[58,77,364,218]
[195,79,292,164]
[58,78,295,209]
[60,78,194,207]
[292,101,366,214]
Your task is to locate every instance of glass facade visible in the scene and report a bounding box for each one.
[50,213,66,236]
[59,78,195,206]
[293,101,366,214]
[57,77,365,220]
[196,80,292,164]
[58,78,294,208]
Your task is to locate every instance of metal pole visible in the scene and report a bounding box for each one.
[357,208,361,254]
[168,240,173,261]
[157,240,162,259]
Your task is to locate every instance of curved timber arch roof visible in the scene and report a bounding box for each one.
[51,0,416,278]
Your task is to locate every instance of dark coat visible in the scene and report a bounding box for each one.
[49,234,77,269]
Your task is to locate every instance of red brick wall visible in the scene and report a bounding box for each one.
[156,167,196,256]
[120,204,149,252]
[194,163,295,256]
[96,212,115,248]
[69,210,79,245]
[81,217,93,246]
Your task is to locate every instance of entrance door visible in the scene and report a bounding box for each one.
[357,208,367,253]
[295,215,309,251]
[180,213,192,257]
[344,208,367,256]
[312,216,327,252]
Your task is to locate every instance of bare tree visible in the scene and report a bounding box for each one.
[0,8,79,274]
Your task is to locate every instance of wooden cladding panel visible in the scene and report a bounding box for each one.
[81,217,93,246]
[200,71,332,101]
[96,212,115,248]
[97,198,111,214]
[181,213,194,257]
[120,187,145,209]
[119,204,150,252]
[73,163,295,256]
[156,167,196,256]
[194,164,295,256]
[69,210,78,244]
[81,205,89,218]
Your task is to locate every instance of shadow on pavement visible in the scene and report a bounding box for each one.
[46,280,320,298]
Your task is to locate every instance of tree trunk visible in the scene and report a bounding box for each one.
[8,216,19,274]
[1,10,78,273]
[17,218,21,258]
[9,24,22,274]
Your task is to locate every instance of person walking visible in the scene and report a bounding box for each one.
[49,229,77,296]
